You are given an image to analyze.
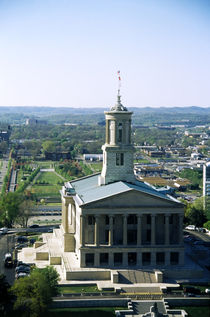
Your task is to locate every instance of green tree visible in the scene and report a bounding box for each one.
[11,266,59,317]
[185,205,207,229]
[42,140,56,153]
[0,274,12,315]
[0,192,24,227]
[16,199,34,227]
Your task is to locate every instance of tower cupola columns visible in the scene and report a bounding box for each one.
[98,93,135,185]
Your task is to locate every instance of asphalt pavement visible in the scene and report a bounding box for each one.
[0,234,16,285]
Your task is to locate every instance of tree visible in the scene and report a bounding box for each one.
[0,274,12,315]
[185,203,207,229]
[42,141,56,153]
[0,192,24,227]
[16,199,34,227]
[35,266,60,297]
[11,266,59,317]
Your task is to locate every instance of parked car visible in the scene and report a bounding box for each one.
[0,227,8,234]
[29,224,39,228]
[205,288,210,294]
[197,228,206,233]
[16,272,29,279]
[185,225,196,231]
[17,236,28,243]
[15,243,28,250]
[15,265,30,274]
[29,238,36,244]
[4,253,13,268]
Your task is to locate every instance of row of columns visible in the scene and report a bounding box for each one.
[80,213,184,247]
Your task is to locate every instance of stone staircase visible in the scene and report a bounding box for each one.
[35,232,63,264]
[118,270,156,284]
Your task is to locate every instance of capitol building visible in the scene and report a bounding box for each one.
[21,94,188,282]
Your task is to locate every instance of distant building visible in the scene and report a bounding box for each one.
[26,118,47,125]
[44,151,71,161]
[83,154,103,161]
[203,162,210,209]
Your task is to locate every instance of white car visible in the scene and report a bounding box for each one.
[205,289,210,294]
[0,227,8,234]
[185,225,195,231]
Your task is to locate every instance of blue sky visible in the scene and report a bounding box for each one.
[0,0,209,107]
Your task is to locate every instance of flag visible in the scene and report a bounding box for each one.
[117,71,121,81]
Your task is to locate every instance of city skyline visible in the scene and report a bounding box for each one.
[0,0,210,108]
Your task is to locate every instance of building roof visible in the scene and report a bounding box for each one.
[67,173,181,206]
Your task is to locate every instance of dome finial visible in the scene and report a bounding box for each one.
[110,71,127,111]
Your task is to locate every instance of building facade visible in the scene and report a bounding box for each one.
[60,95,184,269]
[203,162,210,210]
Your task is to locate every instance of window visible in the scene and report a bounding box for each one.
[142,252,151,265]
[105,216,109,225]
[127,215,137,224]
[156,252,165,265]
[128,252,137,266]
[85,253,94,266]
[127,230,137,245]
[88,216,95,225]
[170,252,179,265]
[118,123,123,142]
[116,153,124,166]
[147,215,151,224]
[100,253,109,265]
[114,253,123,265]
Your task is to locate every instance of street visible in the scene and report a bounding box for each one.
[0,234,16,285]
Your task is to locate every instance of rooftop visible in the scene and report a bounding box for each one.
[67,174,182,206]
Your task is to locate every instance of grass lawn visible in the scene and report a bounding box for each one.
[173,306,210,317]
[47,307,125,317]
[181,284,210,293]
[35,161,55,168]
[59,284,100,294]
[89,162,102,172]
[35,171,63,183]
[31,171,63,198]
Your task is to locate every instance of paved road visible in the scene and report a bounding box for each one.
[0,234,16,285]
[185,229,210,242]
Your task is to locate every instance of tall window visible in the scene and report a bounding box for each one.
[118,123,122,143]
[116,153,124,166]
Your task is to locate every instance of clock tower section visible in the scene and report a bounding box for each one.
[99,94,135,185]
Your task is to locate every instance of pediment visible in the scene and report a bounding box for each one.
[83,188,182,209]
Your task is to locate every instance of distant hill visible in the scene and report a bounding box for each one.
[0,105,209,115]
[0,106,209,125]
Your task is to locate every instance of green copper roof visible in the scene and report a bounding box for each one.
[69,174,181,206]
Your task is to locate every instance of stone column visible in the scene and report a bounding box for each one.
[179,214,184,245]
[94,252,99,267]
[123,252,128,267]
[179,250,185,265]
[80,215,85,247]
[123,214,128,246]
[137,252,142,267]
[151,215,156,245]
[165,214,170,245]
[109,215,114,246]
[106,119,109,143]
[109,252,114,267]
[64,202,69,233]
[137,214,142,246]
[151,251,156,266]
[95,215,100,246]
[165,251,170,266]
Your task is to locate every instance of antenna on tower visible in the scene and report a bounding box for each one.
[117,70,121,96]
